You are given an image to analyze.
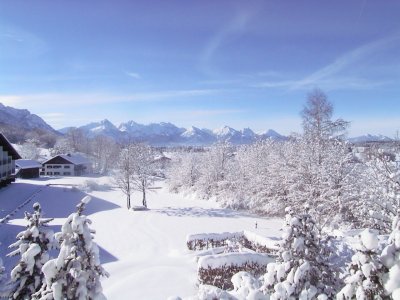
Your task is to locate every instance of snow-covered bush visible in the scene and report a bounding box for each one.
[187,231,279,254]
[381,214,400,298]
[33,196,109,300]
[337,229,385,299]
[231,271,265,300]
[260,206,341,299]
[198,252,273,290]
[360,148,400,233]
[7,203,55,300]
[198,284,235,300]
[79,180,110,193]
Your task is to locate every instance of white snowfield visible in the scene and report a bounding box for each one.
[0,176,283,299]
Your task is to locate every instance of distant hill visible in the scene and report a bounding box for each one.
[0,103,59,146]
[63,119,287,146]
[348,134,393,143]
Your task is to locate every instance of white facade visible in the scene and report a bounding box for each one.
[41,163,75,176]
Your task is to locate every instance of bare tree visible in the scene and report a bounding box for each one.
[114,143,156,209]
[129,143,156,208]
[302,89,349,141]
[91,135,119,174]
[18,138,41,160]
[114,145,136,209]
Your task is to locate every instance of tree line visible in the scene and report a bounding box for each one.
[167,89,400,233]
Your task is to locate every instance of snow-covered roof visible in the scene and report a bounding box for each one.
[42,153,91,165]
[60,154,90,165]
[15,159,42,169]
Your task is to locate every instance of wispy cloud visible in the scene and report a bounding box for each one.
[254,33,400,91]
[1,33,23,42]
[125,71,141,79]
[0,25,47,58]
[0,89,220,107]
[200,11,254,75]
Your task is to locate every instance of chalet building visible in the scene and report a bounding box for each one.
[15,159,42,179]
[0,133,21,187]
[41,154,91,176]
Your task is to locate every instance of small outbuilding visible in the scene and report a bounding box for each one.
[15,159,42,179]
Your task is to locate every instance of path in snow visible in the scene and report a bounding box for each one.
[0,176,283,299]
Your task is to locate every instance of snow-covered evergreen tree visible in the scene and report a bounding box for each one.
[380,213,400,298]
[33,196,108,300]
[261,206,340,299]
[337,229,385,300]
[7,203,55,300]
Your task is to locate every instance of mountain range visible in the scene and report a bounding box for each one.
[0,102,395,146]
[59,119,287,145]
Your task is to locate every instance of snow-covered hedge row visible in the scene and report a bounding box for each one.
[186,231,279,254]
[187,232,243,251]
[197,252,274,290]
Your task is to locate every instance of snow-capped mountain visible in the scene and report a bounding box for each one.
[180,126,216,145]
[119,121,185,144]
[80,119,121,139]
[0,103,59,144]
[66,120,286,145]
[260,129,287,140]
[348,134,393,143]
[213,126,242,143]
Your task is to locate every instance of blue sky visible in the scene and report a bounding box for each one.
[0,0,399,136]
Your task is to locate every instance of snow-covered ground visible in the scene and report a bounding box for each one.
[0,176,283,299]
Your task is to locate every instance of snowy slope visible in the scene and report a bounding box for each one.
[0,103,59,144]
[0,176,283,299]
[0,103,55,132]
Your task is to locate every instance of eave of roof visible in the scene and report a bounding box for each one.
[0,133,21,160]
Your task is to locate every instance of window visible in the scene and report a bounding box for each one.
[53,165,62,169]
[54,172,60,175]
[47,172,53,175]
[47,165,53,169]
[64,172,71,176]
[64,165,70,169]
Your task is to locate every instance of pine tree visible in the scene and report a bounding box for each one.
[337,229,385,300]
[261,206,340,299]
[7,203,55,300]
[380,213,400,298]
[33,196,109,300]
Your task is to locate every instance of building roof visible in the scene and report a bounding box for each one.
[0,133,21,160]
[15,159,42,169]
[42,153,91,165]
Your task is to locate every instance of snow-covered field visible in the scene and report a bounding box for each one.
[0,176,283,299]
